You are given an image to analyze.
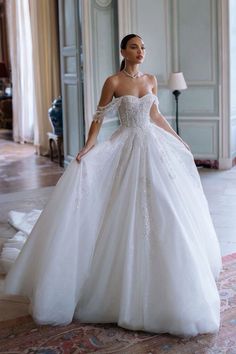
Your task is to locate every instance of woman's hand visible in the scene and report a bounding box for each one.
[76,144,94,163]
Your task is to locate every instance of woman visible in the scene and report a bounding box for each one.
[5,34,222,337]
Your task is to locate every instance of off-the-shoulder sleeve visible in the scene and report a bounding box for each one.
[93,97,122,123]
[153,95,161,113]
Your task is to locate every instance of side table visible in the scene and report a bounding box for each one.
[47,132,64,167]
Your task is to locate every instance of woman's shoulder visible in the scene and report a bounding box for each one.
[142,73,157,82]
[143,73,158,92]
[105,72,123,83]
[101,72,122,92]
[102,73,121,89]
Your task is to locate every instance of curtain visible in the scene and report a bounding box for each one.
[6,0,35,143]
[29,0,60,155]
[6,0,60,154]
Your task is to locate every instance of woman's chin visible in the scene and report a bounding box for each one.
[130,59,143,65]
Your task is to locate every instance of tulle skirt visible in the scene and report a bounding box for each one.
[4,123,222,336]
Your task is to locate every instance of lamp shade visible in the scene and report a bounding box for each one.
[168,72,187,91]
[0,62,9,78]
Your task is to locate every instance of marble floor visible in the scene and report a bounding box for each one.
[0,135,236,322]
[200,166,236,256]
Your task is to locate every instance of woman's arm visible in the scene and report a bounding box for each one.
[150,76,190,151]
[76,77,116,162]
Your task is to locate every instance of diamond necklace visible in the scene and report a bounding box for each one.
[123,69,141,79]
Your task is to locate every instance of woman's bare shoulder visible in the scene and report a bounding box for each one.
[142,73,157,83]
[103,72,122,89]
[99,73,122,106]
[142,73,158,94]
[102,73,122,90]
[107,72,123,83]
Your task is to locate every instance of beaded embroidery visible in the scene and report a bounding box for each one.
[81,93,201,217]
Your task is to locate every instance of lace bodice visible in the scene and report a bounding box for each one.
[93,93,159,129]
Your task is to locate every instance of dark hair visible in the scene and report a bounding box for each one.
[120,34,142,71]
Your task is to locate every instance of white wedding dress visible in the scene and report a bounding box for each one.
[4,93,222,337]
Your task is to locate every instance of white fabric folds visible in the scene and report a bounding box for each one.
[4,93,222,337]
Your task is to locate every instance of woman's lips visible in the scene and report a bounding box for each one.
[137,56,143,60]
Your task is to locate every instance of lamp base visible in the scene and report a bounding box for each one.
[172,90,181,99]
[172,90,181,135]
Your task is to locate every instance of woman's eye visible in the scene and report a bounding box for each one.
[129,45,145,50]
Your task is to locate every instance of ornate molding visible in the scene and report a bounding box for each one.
[173,0,217,85]
[181,121,218,158]
[95,0,112,7]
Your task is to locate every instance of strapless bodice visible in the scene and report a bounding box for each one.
[118,93,157,129]
[92,93,159,128]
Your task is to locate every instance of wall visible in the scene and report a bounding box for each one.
[60,0,234,167]
[120,0,219,160]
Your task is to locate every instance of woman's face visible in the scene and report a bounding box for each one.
[121,37,146,65]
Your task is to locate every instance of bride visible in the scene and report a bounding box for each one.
[4,34,222,337]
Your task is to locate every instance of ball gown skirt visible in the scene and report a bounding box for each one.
[4,93,222,337]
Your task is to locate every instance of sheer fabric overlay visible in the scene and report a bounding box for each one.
[5,93,222,337]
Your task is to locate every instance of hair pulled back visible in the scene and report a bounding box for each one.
[120,34,142,71]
